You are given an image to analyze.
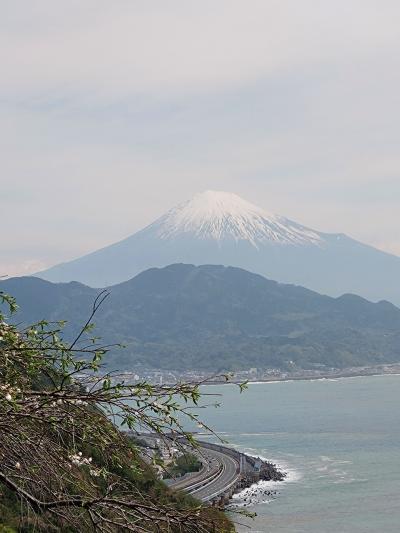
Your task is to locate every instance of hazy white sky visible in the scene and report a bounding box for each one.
[2,0,400,276]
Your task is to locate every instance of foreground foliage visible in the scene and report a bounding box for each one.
[0,290,233,532]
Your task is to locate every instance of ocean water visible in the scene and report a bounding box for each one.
[195,375,400,532]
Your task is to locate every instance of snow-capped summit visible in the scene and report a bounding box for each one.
[151,190,322,246]
[36,190,400,306]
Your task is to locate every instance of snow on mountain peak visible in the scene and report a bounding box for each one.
[151,190,323,247]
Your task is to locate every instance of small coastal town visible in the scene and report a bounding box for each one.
[113,363,400,386]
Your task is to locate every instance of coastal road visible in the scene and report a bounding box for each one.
[169,446,240,502]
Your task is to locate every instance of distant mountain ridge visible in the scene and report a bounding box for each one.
[3,264,400,372]
[36,191,400,306]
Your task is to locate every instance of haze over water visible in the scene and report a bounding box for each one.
[198,375,400,532]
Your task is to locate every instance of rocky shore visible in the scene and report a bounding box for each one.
[260,460,286,482]
[229,454,286,503]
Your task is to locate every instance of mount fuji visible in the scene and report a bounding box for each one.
[37,190,400,305]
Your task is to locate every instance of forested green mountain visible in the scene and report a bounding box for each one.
[2,264,400,371]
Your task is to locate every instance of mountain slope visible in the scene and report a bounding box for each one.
[36,191,400,305]
[152,190,322,245]
[3,264,400,371]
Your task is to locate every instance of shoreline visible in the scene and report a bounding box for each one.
[120,364,400,388]
[227,451,297,510]
[200,366,400,386]
[105,366,400,394]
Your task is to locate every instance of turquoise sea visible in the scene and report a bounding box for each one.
[196,375,400,532]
